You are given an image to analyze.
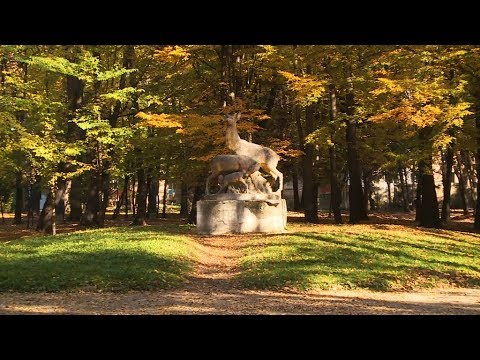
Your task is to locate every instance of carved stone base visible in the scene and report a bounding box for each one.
[197,199,287,235]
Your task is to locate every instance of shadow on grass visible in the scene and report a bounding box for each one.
[0,248,191,292]
[239,231,480,291]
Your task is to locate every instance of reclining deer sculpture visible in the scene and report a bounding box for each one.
[205,154,260,195]
[225,113,283,194]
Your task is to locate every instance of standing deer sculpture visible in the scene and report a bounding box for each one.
[225,113,283,194]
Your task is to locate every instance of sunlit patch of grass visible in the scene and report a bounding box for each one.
[0,225,196,292]
[239,223,480,291]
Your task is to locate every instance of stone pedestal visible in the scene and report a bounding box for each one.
[197,196,287,235]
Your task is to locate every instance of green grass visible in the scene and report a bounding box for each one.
[0,224,196,292]
[239,223,480,291]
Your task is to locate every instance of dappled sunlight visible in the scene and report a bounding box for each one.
[240,222,480,291]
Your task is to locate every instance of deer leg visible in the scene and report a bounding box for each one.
[205,173,217,195]
[265,168,283,194]
[239,178,248,193]
[271,168,283,193]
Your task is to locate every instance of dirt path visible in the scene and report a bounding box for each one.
[1,234,480,315]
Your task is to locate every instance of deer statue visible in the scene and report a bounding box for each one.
[217,171,248,194]
[205,154,261,195]
[225,113,283,193]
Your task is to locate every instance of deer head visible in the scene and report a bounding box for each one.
[225,112,241,127]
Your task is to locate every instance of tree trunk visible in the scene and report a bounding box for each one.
[81,172,100,226]
[37,183,61,235]
[162,178,168,219]
[415,162,423,222]
[294,105,305,209]
[385,173,392,210]
[147,176,159,219]
[362,171,370,214]
[55,178,67,223]
[403,167,411,207]
[0,201,4,224]
[475,104,480,229]
[328,84,343,224]
[37,192,54,233]
[292,164,301,211]
[66,66,85,222]
[13,170,23,224]
[131,175,136,217]
[398,165,409,212]
[419,157,441,228]
[124,176,129,219]
[187,185,203,224]
[454,153,468,215]
[303,102,318,223]
[31,175,41,216]
[98,169,110,228]
[131,168,147,226]
[180,182,189,216]
[441,146,454,223]
[461,150,475,207]
[345,87,368,223]
[68,177,83,221]
[112,185,126,220]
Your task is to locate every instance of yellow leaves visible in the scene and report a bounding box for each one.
[371,78,404,95]
[135,112,183,129]
[278,70,327,106]
[409,104,442,128]
[154,46,190,63]
[268,139,303,159]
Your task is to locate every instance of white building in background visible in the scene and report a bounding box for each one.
[282,163,475,212]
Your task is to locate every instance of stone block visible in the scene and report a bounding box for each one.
[197,199,287,235]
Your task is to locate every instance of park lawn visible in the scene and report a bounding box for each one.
[0,224,197,292]
[239,222,480,291]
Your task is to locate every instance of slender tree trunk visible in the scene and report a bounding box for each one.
[345,86,368,223]
[461,150,475,207]
[293,105,305,207]
[112,186,126,220]
[403,167,411,207]
[13,171,23,224]
[385,173,392,210]
[398,165,409,212]
[362,171,370,214]
[475,104,480,229]
[0,201,4,224]
[131,168,147,226]
[124,176,129,219]
[328,84,342,224]
[162,178,168,219]
[441,146,454,223]
[131,175,136,217]
[303,101,318,223]
[292,164,301,211]
[188,185,203,224]
[98,169,110,227]
[180,182,189,216]
[415,162,424,222]
[454,153,468,215]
